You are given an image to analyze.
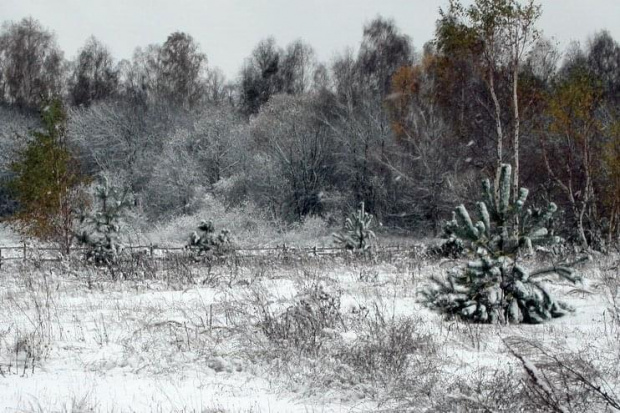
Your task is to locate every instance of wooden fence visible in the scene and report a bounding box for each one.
[0,242,427,268]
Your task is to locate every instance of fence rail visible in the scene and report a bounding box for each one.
[0,242,427,267]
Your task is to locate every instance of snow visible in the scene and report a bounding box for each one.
[0,254,618,412]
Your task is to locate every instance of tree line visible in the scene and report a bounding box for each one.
[0,0,618,250]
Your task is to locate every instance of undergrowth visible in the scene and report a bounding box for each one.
[0,248,618,412]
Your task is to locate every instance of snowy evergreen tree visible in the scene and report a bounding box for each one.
[333,202,377,250]
[421,164,585,324]
[8,98,84,254]
[187,220,232,258]
[77,177,132,266]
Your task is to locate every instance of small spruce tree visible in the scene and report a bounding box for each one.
[421,164,584,324]
[187,220,232,258]
[77,177,132,266]
[333,202,377,250]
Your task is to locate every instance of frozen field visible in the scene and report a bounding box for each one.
[0,251,618,412]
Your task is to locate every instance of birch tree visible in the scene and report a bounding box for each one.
[437,0,541,198]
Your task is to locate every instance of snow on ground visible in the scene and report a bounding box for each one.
[0,223,20,246]
[0,253,618,412]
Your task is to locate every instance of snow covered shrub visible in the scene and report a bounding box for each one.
[421,164,584,324]
[338,314,432,383]
[286,215,331,245]
[187,220,232,258]
[429,235,465,259]
[77,177,132,266]
[257,283,342,353]
[506,338,620,412]
[333,202,377,250]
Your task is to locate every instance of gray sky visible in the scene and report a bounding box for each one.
[2,0,619,79]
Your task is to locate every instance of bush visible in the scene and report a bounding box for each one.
[506,338,620,412]
[256,283,342,353]
[338,314,431,383]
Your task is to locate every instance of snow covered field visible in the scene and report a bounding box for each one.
[0,251,618,412]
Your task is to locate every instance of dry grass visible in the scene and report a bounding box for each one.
[0,250,618,412]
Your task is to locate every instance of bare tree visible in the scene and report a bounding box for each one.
[280,40,317,95]
[68,100,192,195]
[69,36,119,107]
[145,106,245,217]
[251,94,335,219]
[357,16,413,97]
[158,32,207,109]
[540,68,602,249]
[385,64,466,233]
[238,38,317,116]
[587,30,620,104]
[117,45,160,106]
[117,32,207,109]
[526,37,561,86]
[239,37,283,116]
[146,128,204,216]
[204,67,227,105]
[318,56,391,217]
[0,17,65,110]
[190,107,245,184]
[438,0,541,199]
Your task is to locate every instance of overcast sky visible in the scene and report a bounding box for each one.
[2,0,619,79]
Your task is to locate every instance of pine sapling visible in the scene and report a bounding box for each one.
[333,202,377,250]
[77,177,132,266]
[187,220,232,259]
[421,164,586,324]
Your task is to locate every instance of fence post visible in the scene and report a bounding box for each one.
[23,241,27,262]
[0,247,3,269]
